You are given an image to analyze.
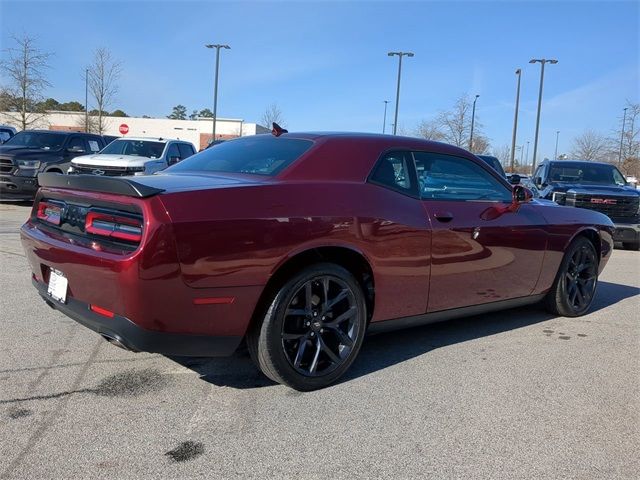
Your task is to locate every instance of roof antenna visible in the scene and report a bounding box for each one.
[271,122,288,137]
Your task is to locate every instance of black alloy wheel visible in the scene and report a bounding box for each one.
[247,263,367,391]
[545,236,599,317]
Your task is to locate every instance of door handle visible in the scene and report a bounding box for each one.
[433,211,453,223]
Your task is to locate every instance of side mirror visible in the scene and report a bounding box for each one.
[534,176,543,187]
[168,155,180,165]
[513,185,533,204]
[509,174,521,185]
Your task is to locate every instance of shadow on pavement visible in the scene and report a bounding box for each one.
[169,280,638,390]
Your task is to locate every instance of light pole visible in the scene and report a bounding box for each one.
[525,141,530,169]
[510,69,522,171]
[554,130,560,160]
[388,51,414,135]
[618,107,628,165]
[382,100,390,134]
[84,68,89,133]
[205,43,230,142]
[519,145,524,166]
[469,94,480,152]
[529,58,558,171]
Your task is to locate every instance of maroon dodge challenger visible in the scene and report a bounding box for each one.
[21,132,614,390]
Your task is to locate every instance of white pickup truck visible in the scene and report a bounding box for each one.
[68,137,196,176]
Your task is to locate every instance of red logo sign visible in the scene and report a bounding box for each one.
[590,198,617,205]
[119,124,129,135]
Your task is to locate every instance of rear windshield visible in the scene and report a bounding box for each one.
[167,136,313,176]
[4,131,66,150]
[101,140,165,158]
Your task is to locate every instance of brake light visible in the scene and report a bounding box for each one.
[85,211,143,243]
[37,201,62,225]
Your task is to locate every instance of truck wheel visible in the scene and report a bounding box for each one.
[545,237,599,317]
[622,241,640,251]
[247,263,367,391]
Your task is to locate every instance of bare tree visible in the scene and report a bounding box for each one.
[571,129,609,161]
[0,34,52,129]
[415,95,490,153]
[261,103,285,128]
[616,101,640,162]
[87,48,122,134]
[492,144,512,168]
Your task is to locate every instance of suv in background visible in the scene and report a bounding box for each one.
[0,130,106,200]
[534,159,640,250]
[0,125,17,144]
[68,137,196,176]
[477,155,507,178]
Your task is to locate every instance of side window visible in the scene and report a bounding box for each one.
[413,152,511,202]
[67,137,87,152]
[166,143,180,165]
[534,165,545,183]
[369,151,413,193]
[87,137,101,153]
[177,143,195,160]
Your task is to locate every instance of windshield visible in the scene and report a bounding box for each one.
[548,163,627,185]
[101,140,166,158]
[4,131,66,150]
[167,136,314,176]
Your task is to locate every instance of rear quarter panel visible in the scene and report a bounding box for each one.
[159,181,432,322]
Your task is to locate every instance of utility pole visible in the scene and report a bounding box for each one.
[85,68,89,133]
[554,130,560,160]
[469,94,480,152]
[618,107,628,165]
[529,58,558,171]
[510,69,522,171]
[388,51,414,135]
[205,43,231,142]
[382,100,390,134]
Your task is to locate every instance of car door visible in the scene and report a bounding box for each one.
[413,151,548,312]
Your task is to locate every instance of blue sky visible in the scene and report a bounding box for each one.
[1,0,638,160]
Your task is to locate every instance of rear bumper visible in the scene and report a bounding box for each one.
[33,278,242,356]
[613,223,640,243]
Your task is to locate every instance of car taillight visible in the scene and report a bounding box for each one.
[85,211,143,243]
[37,201,62,225]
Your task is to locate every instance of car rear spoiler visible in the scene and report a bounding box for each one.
[38,173,165,198]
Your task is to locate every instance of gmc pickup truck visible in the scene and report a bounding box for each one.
[534,159,640,250]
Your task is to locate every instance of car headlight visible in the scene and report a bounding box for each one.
[17,160,41,169]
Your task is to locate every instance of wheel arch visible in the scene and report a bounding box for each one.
[569,227,602,261]
[248,245,375,335]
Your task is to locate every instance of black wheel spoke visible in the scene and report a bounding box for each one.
[281,274,360,377]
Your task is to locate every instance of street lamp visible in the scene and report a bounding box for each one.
[529,58,558,171]
[84,68,89,133]
[525,140,530,169]
[205,43,231,142]
[554,130,560,160]
[510,69,522,171]
[469,94,480,151]
[382,100,390,134]
[519,145,524,166]
[618,107,628,165]
[388,51,414,135]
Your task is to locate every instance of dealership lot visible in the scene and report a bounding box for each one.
[0,202,638,479]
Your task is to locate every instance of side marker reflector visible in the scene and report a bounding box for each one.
[193,297,235,305]
[90,304,115,318]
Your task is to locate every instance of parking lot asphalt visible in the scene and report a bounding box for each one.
[0,202,638,479]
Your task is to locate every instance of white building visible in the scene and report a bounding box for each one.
[0,111,269,150]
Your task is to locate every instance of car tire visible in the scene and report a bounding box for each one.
[622,241,640,251]
[544,236,599,317]
[247,263,367,391]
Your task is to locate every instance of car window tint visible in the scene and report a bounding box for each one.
[68,137,86,151]
[413,152,511,202]
[167,136,313,176]
[167,143,180,159]
[369,151,413,192]
[177,143,195,159]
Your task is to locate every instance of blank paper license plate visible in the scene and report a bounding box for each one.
[47,269,68,303]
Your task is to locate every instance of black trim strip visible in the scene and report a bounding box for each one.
[367,294,546,334]
[38,172,164,198]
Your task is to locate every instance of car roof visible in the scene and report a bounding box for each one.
[546,160,616,167]
[19,130,99,136]
[113,136,177,143]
